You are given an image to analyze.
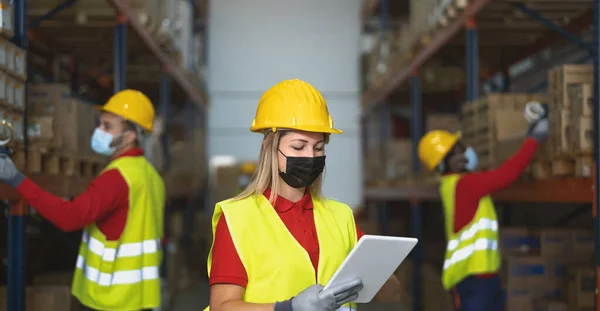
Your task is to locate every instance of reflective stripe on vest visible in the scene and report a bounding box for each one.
[439,174,501,290]
[71,156,166,311]
[75,256,159,286]
[81,230,161,262]
[203,194,358,311]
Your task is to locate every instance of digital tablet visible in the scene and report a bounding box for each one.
[323,235,418,303]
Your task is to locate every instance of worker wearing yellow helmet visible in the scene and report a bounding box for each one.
[205,79,400,311]
[417,111,548,311]
[0,89,165,311]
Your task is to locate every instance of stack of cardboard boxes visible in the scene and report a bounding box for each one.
[0,2,27,147]
[22,83,99,174]
[542,64,594,178]
[501,227,594,311]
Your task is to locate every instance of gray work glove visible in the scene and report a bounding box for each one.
[526,118,549,143]
[0,154,25,187]
[274,278,363,311]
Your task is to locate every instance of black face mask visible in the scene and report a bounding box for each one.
[278,150,326,189]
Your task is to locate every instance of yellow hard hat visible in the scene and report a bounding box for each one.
[250,79,342,134]
[240,161,257,175]
[418,130,462,170]
[96,89,155,132]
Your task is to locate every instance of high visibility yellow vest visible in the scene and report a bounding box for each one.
[203,194,358,311]
[439,174,500,290]
[72,156,166,311]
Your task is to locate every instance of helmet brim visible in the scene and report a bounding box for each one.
[250,125,343,134]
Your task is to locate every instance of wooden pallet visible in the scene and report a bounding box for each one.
[530,151,593,179]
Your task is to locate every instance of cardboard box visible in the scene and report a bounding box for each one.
[573,116,593,152]
[426,113,459,132]
[27,84,82,151]
[5,40,15,75]
[540,229,593,263]
[386,139,413,179]
[568,83,593,118]
[566,266,594,310]
[500,227,540,256]
[13,45,26,81]
[549,64,594,108]
[5,74,14,107]
[503,256,566,301]
[75,99,96,156]
[0,2,14,39]
[13,78,24,109]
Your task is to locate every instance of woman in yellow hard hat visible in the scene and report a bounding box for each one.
[417,115,548,311]
[206,79,400,311]
[0,89,165,311]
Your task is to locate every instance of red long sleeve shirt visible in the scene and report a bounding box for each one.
[453,138,538,233]
[449,138,537,280]
[16,148,144,240]
[209,189,365,288]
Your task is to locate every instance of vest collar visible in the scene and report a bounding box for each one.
[116,148,145,159]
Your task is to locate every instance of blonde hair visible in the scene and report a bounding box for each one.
[233,130,330,204]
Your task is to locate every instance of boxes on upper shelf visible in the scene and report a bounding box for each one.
[4,39,26,81]
[0,1,14,39]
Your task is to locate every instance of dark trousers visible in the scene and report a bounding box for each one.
[453,275,504,311]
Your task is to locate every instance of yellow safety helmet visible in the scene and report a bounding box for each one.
[418,130,462,170]
[240,161,257,175]
[250,79,342,134]
[96,89,155,132]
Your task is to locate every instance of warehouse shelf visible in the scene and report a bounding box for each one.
[5,1,208,309]
[365,177,593,204]
[362,0,593,115]
[105,0,206,106]
[361,1,599,310]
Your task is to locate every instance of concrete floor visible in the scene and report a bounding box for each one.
[170,279,409,311]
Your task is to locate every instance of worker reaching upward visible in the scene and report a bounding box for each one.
[0,89,166,311]
[417,111,548,311]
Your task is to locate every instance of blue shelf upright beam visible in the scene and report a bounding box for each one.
[466,18,479,102]
[514,2,593,54]
[158,73,171,294]
[160,74,171,171]
[410,72,423,311]
[593,0,600,309]
[114,12,127,92]
[7,0,27,309]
